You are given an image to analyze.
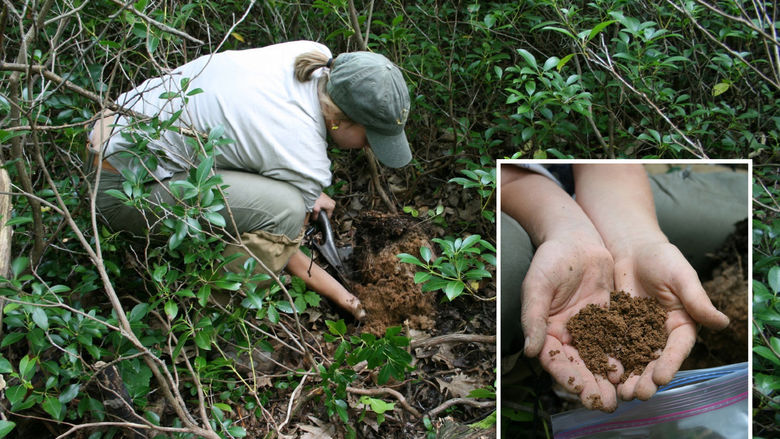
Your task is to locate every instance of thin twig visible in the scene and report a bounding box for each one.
[347,386,423,418]
[109,0,204,45]
[428,398,495,418]
[411,334,496,349]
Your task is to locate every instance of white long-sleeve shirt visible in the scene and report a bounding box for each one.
[104,40,332,211]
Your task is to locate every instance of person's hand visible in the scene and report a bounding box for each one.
[612,239,730,401]
[522,235,624,412]
[312,192,335,220]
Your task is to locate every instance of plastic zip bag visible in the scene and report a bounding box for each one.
[551,362,748,438]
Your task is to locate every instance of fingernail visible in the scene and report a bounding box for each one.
[523,336,530,350]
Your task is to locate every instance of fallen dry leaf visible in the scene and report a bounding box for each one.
[436,372,484,398]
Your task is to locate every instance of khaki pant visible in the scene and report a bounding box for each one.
[94,165,306,277]
[500,168,749,356]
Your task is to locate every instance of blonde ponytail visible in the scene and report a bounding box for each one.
[294,51,331,82]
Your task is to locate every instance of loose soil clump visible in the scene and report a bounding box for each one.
[683,219,748,369]
[349,211,437,336]
[567,291,668,382]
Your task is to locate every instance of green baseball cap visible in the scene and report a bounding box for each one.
[327,52,412,168]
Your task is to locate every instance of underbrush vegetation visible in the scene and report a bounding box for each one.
[0,0,776,438]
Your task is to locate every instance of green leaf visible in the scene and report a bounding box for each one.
[516,48,537,70]
[469,388,496,399]
[503,407,533,422]
[169,180,199,200]
[128,303,150,322]
[755,373,780,396]
[152,264,167,283]
[360,396,394,414]
[241,292,264,310]
[556,53,574,72]
[59,384,80,404]
[377,365,393,385]
[771,337,780,356]
[267,305,279,324]
[769,266,780,293]
[587,20,617,42]
[194,330,212,350]
[541,26,576,40]
[460,234,482,250]
[6,385,26,407]
[202,211,226,227]
[164,300,178,319]
[414,271,433,284]
[227,426,247,437]
[444,281,465,301]
[11,257,29,278]
[197,285,211,307]
[1,333,25,348]
[334,399,349,423]
[213,280,241,291]
[31,307,49,330]
[19,355,36,381]
[195,157,214,185]
[42,396,64,421]
[397,253,425,267]
[326,319,347,336]
[542,57,559,72]
[0,357,11,373]
[420,246,433,263]
[5,216,32,227]
[0,420,16,438]
[754,346,780,366]
[712,82,730,96]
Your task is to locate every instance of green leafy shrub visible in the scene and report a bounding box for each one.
[398,235,496,301]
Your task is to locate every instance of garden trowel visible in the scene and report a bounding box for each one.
[305,213,353,287]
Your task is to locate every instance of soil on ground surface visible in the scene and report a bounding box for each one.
[347,211,437,336]
[566,291,668,382]
[303,210,496,437]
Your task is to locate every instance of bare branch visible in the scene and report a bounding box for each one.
[347,385,423,418]
[108,0,205,45]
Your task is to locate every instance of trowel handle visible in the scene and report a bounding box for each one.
[314,213,337,247]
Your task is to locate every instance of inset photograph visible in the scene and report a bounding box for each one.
[498,161,749,438]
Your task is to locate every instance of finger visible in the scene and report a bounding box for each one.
[311,206,321,220]
[606,356,624,385]
[652,321,696,386]
[618,373,639,401]
[559,346,603,409]
[635,360,659,400]
[595,374,618,412]
[520,273,552,358]
[539,338,582,395]
[670,269,729,330]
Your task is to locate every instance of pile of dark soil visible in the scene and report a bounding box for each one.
[566,291,668,381]
[348,211,437,336]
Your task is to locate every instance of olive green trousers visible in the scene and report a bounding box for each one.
[96,170,306,276]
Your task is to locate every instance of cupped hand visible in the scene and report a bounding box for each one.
[613,240,730,401]
[312,192,336,220]
[522,237,623,412]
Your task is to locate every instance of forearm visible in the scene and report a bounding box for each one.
[501,165,602,247]
[286,250,363,318]
[573,164,667,257]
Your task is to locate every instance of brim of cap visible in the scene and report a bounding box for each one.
[366,129,412,168]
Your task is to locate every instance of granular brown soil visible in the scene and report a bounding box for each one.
[349,211,436,336]
[682,219,748,370]
[566,291,668,382]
